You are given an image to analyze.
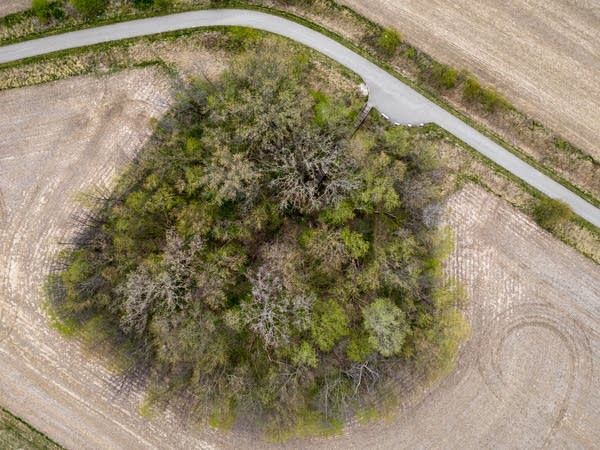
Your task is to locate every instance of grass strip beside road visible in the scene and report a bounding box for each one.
[0,405,63,450]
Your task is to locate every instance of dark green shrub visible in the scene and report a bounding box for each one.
[431,62,458,89]
[32,0,64,21]
[462,76,509,112]
[532,197,573,230]
[376,28,402,57]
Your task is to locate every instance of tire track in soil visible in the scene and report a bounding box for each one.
[441,185,599,449]
[476,303,593,447]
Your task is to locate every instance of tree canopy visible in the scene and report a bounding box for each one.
[47,38,468,437]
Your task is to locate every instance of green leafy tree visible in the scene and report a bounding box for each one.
[340,227,369,259]
[311,300,350,352]
[363,298,408,357]
[346,332,374,362]
[292,342,318,368]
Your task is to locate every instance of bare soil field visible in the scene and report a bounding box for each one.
[338,0,600,160]
[0,0,30,17]
[1,67,599,448]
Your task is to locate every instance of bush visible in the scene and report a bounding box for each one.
[376,28,402,57]
[71,0,108,17]
[462,76,509,112]
[532,197,573,230]
[31,0,64,21]
[431,62,458,89]
[32,0,49,18]
[462,77,480,101]
[405,47,417,60]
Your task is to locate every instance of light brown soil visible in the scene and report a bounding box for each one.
[338,0,600,160]
[1,69,599,448]
[0,0,29,16]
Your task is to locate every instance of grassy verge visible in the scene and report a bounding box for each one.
[0,406,62,450]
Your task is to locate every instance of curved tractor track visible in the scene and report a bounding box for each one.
[0,11,599,450]
[0,9,599,227]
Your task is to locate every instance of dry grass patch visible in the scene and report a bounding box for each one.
[0,31,233,90]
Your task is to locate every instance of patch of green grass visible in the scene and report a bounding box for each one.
[532,197,573,231]
[0,407,62,450]
[266,409,343,442]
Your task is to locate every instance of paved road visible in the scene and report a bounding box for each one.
[0,9,598,226]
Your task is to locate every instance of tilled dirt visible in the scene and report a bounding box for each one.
[0,0,29,17]
[338,0,600,159]
[1,68,599,449]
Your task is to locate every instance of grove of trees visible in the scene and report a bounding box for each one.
[46,38,468,437]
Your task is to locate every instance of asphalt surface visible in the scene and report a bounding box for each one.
[0,9,598,227]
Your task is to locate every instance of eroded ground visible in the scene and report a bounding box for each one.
[0,68,599,449]
[339,0,600,159]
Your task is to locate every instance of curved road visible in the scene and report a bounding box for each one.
[1,10,599,227]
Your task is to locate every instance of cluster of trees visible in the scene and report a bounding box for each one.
[47,39,467,436]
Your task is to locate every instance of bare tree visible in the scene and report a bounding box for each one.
[305,225,351,272]
[265,130,358,213]
[117,230,204,334]
[344,360,381,395]
[241,262,313,348]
